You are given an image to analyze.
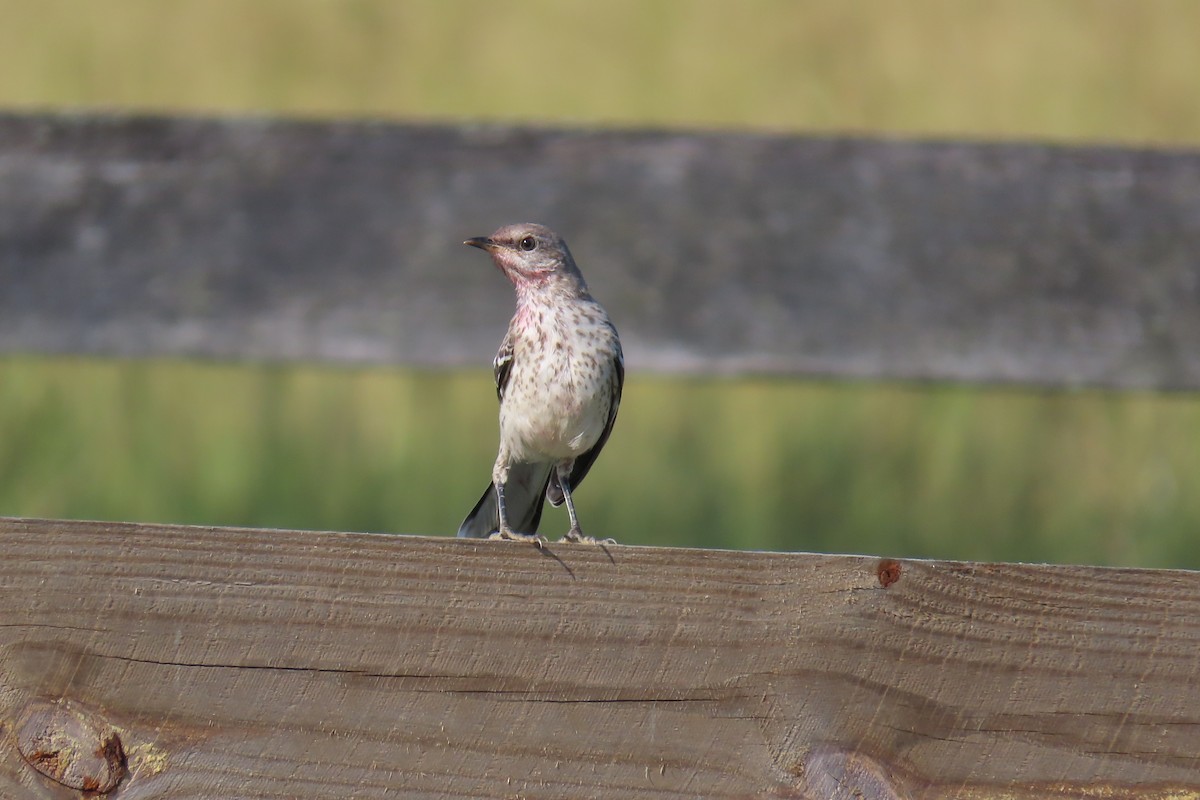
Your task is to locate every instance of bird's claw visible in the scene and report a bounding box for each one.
[559,529,617,546]
[489,528,547,548]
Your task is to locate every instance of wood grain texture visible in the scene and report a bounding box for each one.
[2,112,1200,389]
[0,517,1197,798]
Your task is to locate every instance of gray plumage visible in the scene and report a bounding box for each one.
[457,223,623,544]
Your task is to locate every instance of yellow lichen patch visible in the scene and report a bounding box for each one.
[124,739,170,779]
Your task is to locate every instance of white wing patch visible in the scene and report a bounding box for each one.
[493,335,515,403]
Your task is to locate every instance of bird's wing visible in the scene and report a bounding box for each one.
[549,349,624,505]
[493,332,515,403]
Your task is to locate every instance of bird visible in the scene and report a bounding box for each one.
[457,223,623,545]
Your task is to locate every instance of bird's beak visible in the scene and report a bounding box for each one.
[463,236,495,251]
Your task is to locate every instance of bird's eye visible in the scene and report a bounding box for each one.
[519,236,537,252]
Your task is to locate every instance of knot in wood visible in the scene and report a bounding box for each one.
[15,699,127,793]
[796,745,907,800]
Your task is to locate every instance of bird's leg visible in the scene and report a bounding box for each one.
[557,466,616,545]
[488,460,545,547]
[493,480,513,534]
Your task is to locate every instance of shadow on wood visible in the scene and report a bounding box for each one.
[1,517,1197,798]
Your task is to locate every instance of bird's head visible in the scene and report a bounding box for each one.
[464,223,585,292]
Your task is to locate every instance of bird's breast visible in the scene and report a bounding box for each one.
[500,309,617,460]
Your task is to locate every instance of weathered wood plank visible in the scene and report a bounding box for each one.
[1,112,1199,389]
[0,517,1197,798]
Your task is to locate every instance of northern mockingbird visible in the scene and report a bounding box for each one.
[457,223,624,545]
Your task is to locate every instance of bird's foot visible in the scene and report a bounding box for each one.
[488,527,547,548]
[559,528,617,545]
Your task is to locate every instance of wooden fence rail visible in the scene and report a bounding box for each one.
[1,517,1198,798]
[1,112,1199,389]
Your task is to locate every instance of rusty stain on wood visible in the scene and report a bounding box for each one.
[0,516,1198,798]
[876,558,903,588]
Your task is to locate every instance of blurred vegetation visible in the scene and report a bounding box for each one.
[1,1,1199,566]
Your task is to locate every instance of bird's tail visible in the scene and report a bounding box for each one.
[457,462,553,538]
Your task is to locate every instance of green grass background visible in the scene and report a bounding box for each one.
[2,1,1199,566]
